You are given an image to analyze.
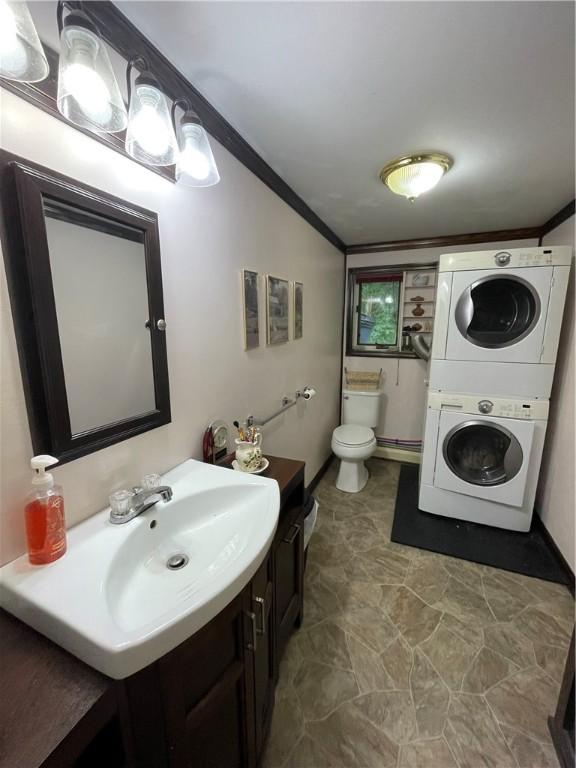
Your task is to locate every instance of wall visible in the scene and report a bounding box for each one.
[536,215,575,570]
[344,240,539,444]
[0,89,344,565]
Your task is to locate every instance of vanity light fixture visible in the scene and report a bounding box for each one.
[171,98,220,187]
[0,0,49,83]
[126,56,178,166]
[379,152,453,202]
[56,1,127,133]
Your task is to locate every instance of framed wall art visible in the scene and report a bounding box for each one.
[266,274,290,345]
[293,281,303,339]
[241,269,259,349]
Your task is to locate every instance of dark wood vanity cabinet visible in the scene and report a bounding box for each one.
[0,456,306,768]
[251,553,275,758]
[120,456,305,768]
[273,492,305,663]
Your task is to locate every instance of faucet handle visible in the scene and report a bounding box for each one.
[132,485,143,494]
[142,473,161,490]
[109,490,133,518]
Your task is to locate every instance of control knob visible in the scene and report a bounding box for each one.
[478,400,493,414]
[494,252,511,266]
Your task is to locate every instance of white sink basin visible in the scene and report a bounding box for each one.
[0,459,279,679]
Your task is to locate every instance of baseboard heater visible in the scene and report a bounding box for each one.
[376,437,422,453]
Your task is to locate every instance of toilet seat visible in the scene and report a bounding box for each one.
[333,424,374,448]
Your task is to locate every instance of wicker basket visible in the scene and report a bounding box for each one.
[344,369,382,391]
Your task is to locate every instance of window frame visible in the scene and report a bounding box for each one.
[345,263,437,358]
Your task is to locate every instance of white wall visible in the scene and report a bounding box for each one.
[536,215,575,570]
[0,89,344,565]
[344,240,539,443]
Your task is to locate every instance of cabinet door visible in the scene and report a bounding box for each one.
[274,508,304,666]
[251,554,274,758]
[158,589,256,768]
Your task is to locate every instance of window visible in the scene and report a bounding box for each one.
[357,275,402,347]
[348,270,404,355]
[346,264,437,357]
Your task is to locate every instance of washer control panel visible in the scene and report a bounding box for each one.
[439,246,572,272]
[428,391,549,420]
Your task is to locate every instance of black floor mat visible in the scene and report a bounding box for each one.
[391,463,571,585]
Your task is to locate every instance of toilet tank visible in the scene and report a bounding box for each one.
[342,389,382,428]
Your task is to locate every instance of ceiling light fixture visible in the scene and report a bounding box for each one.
[171,98,220,187]
[125,56,178,166]
[380,152,453,202]
[0,0,48,83]
[56,1,126,133]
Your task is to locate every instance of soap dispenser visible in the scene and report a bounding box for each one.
[25,455,67,565]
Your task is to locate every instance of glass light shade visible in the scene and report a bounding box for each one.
[0,0,48,82]
[176,120,220,187]
[57,23,127,133]
[126,82,178,166]
[380,153,452,201]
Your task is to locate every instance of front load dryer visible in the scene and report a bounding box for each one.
[419,391,549,532]
[430,246,572,398]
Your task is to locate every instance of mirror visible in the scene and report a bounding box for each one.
[0,151,170,463]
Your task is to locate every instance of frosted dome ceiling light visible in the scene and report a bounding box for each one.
[0,0,49,83]
[171,98,220,188]
[379,153,453,202]
[56,1,127,133]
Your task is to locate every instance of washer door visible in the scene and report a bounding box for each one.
[446,266,552,364]
[434,411,534,507]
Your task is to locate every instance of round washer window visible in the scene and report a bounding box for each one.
[443,421,524,486]
[455,275,540,348]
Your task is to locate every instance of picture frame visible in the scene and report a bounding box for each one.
[293,281,303,339]
[241,269,259,350]
[266,274,290,345]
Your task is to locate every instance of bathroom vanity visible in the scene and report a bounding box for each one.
[0,455,305,768]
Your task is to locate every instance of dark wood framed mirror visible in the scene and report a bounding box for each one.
[0,150,170,463]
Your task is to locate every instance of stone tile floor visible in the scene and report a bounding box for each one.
[263,459,574,768]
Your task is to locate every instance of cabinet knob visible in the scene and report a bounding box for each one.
[156,319,167,331]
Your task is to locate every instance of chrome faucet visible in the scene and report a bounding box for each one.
[109,485,173,525]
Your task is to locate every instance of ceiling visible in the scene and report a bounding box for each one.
[39,2,576,244]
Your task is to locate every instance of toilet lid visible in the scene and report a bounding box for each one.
[333,424,374,447]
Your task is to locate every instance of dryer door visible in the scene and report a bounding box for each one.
[434,411,534,507]
[445,266,552,363]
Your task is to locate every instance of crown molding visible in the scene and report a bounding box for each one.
[540,200,575,238]
[346,226,543,255]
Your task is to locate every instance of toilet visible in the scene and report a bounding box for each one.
[331,388,382,493]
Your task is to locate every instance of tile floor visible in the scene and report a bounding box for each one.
[263,458,574,768]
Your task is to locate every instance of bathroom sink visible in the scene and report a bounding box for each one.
[0,460,279,679]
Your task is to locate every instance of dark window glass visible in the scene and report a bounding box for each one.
[357,279,401,347]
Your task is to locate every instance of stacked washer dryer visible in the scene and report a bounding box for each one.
[419,245,572,531]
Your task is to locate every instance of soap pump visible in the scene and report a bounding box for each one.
[25,455,67,565]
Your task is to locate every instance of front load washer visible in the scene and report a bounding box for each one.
[419,391,549,531]
[430,246,572,397]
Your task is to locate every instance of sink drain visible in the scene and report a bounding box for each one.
[166,553,189,570]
